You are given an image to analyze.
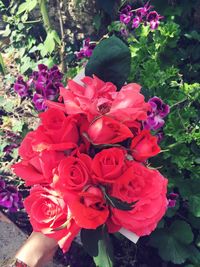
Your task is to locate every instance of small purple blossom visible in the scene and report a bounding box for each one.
[32,93,47,111]
[156,131,164,143]
[75,38,96,60]
[168,192,179,208]
[14,64,63,111]
[0,179,23,212]
[149,97,170,118]
[119,2,163,31]
[144,96,170,131]
[120,5,133,25]
[14,76,30,97]
[120,28,129,37]
[3,143,19,155]
[31,64,63,111]
[136,1,152,18]
[147,11,163,30]
[132,16,142,28]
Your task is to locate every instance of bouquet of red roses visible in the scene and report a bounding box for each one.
[12,74,169,265]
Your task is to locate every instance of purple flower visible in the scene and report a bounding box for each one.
[120,28,129,37]
[168,192,179,208]
[144,97,170,130]
[136,1,152,18]
[75,38,96,60]
[32,93,47,111]
[14,76,30,97]
[149,97,170,118]
[156,131,164,143]
[31,64,63,111]
[120,5,133,25]
[147,11,163,30]
[0,179,23,212]
[132,16,142,28]
[3,143,19,155]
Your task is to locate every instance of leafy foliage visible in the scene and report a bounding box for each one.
[1,0,200,266]
[0,0,60,74]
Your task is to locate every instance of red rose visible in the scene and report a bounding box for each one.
[12,150,65,186]
[92,148,127,183]
[24,186,80,252]
[54,153,92,192]
[64,186,109,229]
[32,125,77,152]
[77,115,90,153]
[110,161,168,236]
[18,131,38,160]
[41,109,79,144]
[131,130,160,162]
[87,116,133,145]
[39,108,66,130]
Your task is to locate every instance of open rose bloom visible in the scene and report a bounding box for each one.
[12,74,169,253]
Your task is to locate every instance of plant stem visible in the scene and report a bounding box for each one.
[57,0,66,72]
[38,0,52,32]
[0,52,6,75]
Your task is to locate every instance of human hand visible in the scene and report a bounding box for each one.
[15,232,58,267]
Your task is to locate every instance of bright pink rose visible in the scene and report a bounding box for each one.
[24,186,80,253]
[87,116,133,145]
[54,153,92,192]
[110,162,168,236]
[60,75,116,121]
[107,83,150,123]
[64,186,109,229]
[47,76,150,124]
[131,130,160,162]
[12,150,65,186]
[92,148,127,183]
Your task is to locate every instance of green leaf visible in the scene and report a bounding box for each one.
[184,31,200,42]
[149,220,194,264]
[85,35,131,89]
[81,226,114,267]
[51,30,61,45]
[170,220,194,245]
[3,24,11,37]
[44,31,56,54]
[93,226,113,267]
[0,96,15,113]
[12,119,24,133]
[189,195,200,217]
[104,191,136,211]
[20,56,35,73]
[17,0,37,15]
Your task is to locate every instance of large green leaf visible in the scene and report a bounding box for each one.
[81,226,114,267]
[85,35,131,89]
[93,226,113,267]
[149,220,194,264]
